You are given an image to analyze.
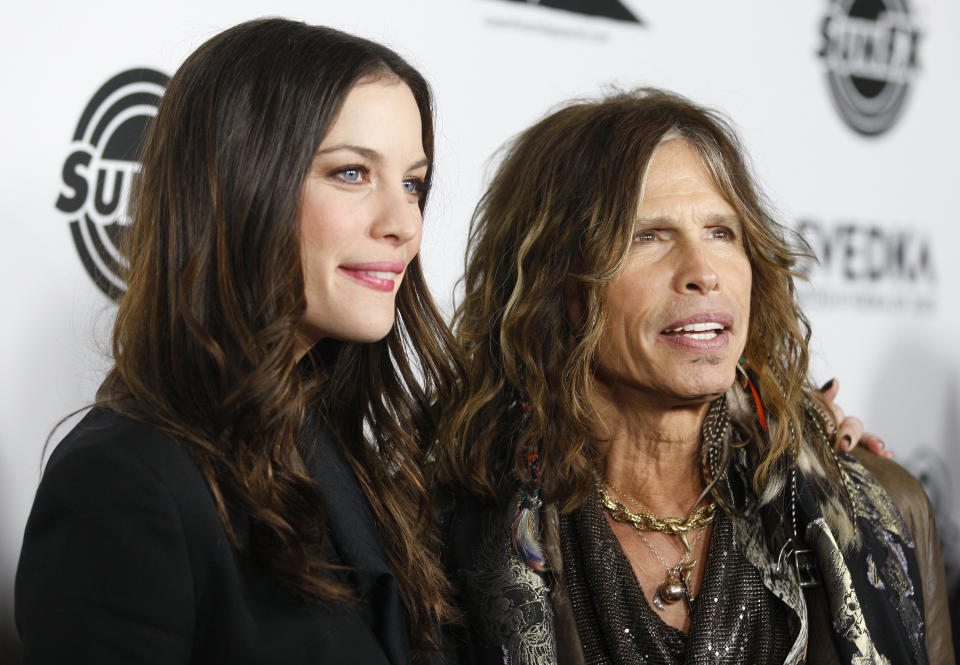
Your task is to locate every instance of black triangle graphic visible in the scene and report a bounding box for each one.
[501,0,643,24]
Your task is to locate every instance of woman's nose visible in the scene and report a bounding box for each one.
[371,187,421,244]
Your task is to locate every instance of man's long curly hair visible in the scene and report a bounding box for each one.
[97,18,460,650]
[435,89,848,537]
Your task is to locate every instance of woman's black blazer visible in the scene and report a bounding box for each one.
[16,407,410,664]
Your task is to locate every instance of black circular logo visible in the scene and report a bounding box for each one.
[55,68,168,299]
[818,0,922,136]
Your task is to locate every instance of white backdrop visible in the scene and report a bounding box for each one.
[2,0,958,660]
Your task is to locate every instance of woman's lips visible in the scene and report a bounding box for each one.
[339,262,405,292]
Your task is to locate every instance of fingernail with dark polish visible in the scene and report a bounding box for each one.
[820,378,835,392]
[841,434,852,450]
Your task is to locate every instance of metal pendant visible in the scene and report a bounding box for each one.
[653,562,697,612]
[654,574,685,611]
[660,576,685,601]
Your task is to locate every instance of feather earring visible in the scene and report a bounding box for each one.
[511,398,547,571]
[700,393,730,490]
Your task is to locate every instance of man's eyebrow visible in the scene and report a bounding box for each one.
[634,215,672,225]
[634,214,743,225]
[706,213,744,226]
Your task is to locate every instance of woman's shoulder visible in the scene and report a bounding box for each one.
[52,406,182,460]
[17,408,218,662]
[50,407,199,476]
[39,406,216,526]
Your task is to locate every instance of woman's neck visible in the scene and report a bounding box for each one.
[592,383,712,516]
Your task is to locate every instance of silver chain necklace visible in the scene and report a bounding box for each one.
[632,523,709,613]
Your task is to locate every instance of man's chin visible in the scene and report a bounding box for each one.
[673,389,727,405]
[670,377,735,405]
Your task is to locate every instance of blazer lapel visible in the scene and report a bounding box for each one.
[305,415,411,665]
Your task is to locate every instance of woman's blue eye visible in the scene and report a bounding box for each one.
[339,168,363,183]
[402,178,425,196]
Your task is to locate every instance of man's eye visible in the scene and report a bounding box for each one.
[634,230,656,242]
[711,227,735,240]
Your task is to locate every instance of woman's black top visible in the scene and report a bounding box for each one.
[15,407,409,664]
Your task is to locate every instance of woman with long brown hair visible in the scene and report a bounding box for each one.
[16,18,458,664]
[438,89,951,664]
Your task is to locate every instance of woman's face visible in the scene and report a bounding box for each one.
[298,80,427,352]
[594,139,752,406]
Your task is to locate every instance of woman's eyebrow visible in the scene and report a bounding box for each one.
[408,157,429,171]
[315,144,382,164]
[314,144,428,172]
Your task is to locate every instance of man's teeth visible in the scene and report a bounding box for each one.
[684,331,718,340]
[664,322,725,339]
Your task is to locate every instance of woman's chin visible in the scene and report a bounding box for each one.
[299,317,396,350]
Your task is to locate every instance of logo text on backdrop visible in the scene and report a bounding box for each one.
[797,219,936,311]
[818,0,922,136]
[55,68,169,299]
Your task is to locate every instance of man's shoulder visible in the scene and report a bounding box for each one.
[848,448,929,511]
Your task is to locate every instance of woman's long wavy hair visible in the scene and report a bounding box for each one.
[97,18,459,649]
[435,88,845,524]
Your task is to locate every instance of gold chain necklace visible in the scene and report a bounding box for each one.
[598,480,716,552]
[597,479,715,612]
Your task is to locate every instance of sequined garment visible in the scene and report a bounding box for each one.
[443,389,930,665]
[559,495,793,665]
